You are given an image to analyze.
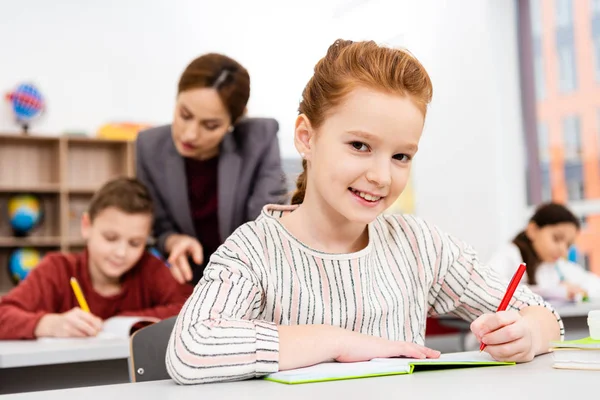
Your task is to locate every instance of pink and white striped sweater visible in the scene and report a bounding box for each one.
[166,205,563,384]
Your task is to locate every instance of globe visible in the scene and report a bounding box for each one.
[8,247,41,284]
[5,83,45,133]
[8,194,42,235]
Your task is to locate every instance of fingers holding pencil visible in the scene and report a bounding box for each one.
[478,263,527,352]
[470,310,534,362]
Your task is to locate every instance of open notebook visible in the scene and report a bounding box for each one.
[265,351,514,384]
[550,337,600,371]
[39,316,157,342]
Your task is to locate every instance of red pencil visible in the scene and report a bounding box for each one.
[480,263,527,352]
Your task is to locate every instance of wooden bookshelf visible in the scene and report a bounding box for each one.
[0,134,135,295]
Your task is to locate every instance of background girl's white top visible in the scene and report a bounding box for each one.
[487,243,600,300]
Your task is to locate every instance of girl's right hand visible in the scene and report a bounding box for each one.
[561,282,587,301]
[335,330,441,362]
[165,234,203,284]
[34,308,103,338]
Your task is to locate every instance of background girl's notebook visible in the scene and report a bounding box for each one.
[265,351,514,384]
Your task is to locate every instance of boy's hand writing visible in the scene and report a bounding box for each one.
[34,307,103,338]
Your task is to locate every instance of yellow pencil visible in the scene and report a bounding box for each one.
[70,277,90,312]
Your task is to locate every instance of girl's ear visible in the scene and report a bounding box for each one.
[294,114,314,160]
[525,222,539,241]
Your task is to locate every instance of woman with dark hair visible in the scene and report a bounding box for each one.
[488,202,600,301]
[136,53,287,285]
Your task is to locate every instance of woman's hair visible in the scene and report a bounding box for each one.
[291,39,433,205]
[512,202,580,284]
[178,53,250,123]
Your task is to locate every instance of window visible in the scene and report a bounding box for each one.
[592,0,600,15]
[563,116,582,161]
[531,0,546,98]
[579,215,588,229]
[556,0,577,92]
[556,0,573,28]
[594,38,600,82]
[533,50,546,99]
[537,123,552,201]
[557,45,577,92]
[565,177,585,200]
[592,0,600,81]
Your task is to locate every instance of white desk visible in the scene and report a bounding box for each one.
[550,301,600,339]
[0,338,131,395]
[552,300,600,318]
[2,354,595,400]
[436,301,600,350]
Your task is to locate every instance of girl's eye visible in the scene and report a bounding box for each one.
[394,154,411,162]
[553,235,563,243]
[351,141,368,151]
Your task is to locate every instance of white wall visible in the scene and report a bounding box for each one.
[0,0,340,154]
[396,0,530,260]
[0,0,529,260]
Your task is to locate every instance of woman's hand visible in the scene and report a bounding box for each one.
[165,234,203,284]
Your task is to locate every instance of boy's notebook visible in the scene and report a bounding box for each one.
[99,316,158,338]
[39,316,157,342]
[550,337,600,371]
[265,351,514,384]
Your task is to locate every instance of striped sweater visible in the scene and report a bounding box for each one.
[166,205,564,384]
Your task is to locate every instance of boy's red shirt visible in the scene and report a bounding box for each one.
[0,249,193,339]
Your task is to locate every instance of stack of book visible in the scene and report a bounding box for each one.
[550,337,600,370]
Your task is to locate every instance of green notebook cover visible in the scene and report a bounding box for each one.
[264,351,515,384]
[550,337,600,349]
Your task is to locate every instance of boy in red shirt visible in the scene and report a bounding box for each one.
[0,177,193,339]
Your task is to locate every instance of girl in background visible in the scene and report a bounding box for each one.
[488,202,600,301]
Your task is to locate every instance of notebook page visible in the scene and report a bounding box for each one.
[102,316,154,337]
[372,351,497,364]
[37,332,120,343]
[266,351,504,383]
[266,359,412,383]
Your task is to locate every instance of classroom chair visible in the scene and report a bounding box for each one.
[129,316,176,382]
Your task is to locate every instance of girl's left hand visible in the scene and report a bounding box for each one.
[470,310,535,363]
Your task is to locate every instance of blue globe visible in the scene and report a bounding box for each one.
[8,248,41,284]
[6,83,45,122]
[8,194,42,235]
